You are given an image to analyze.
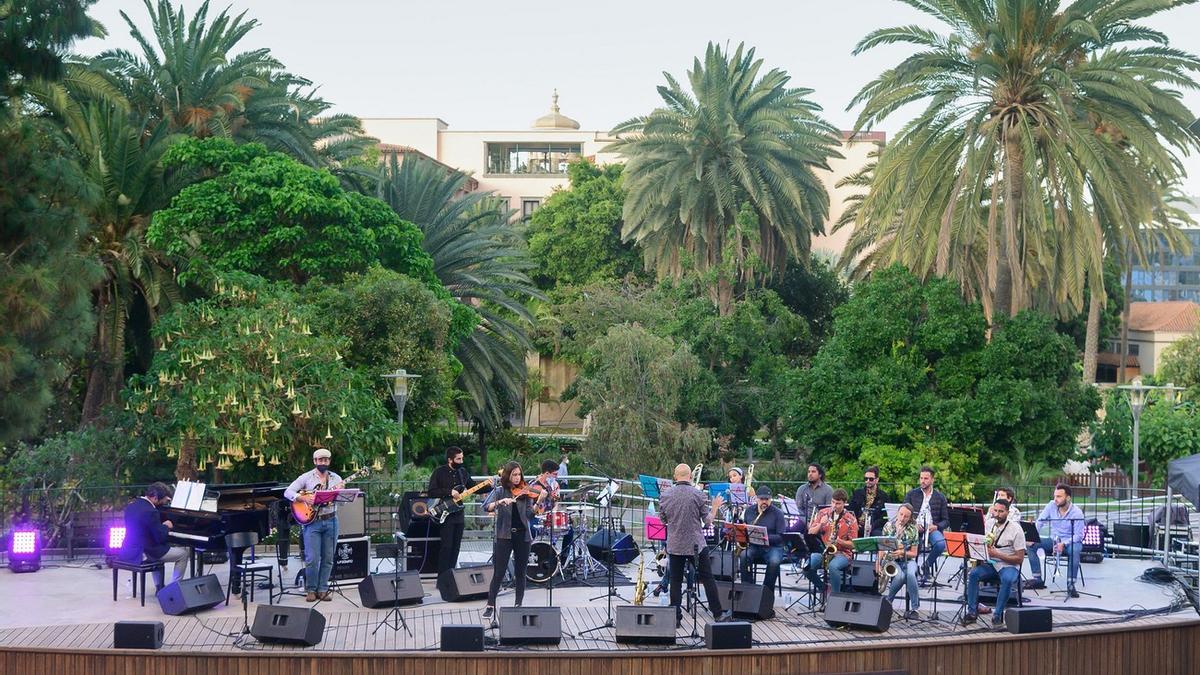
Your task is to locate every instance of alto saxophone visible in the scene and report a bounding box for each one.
[822,511,842,569]
[633,554,647,605]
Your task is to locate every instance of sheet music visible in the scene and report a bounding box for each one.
[727,484,749,505]
[170,481,207,511]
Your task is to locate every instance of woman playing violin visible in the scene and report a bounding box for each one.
[480,461,545,621]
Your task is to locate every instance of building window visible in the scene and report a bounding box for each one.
[486,142,581,175]
[521,198,541,220]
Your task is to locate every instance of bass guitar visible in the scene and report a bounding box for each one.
[291,467,369,525]
[428,473,499,523]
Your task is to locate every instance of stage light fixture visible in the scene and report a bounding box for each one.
[8,528,41,573]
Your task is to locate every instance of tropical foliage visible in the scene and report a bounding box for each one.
[608,42,842,314]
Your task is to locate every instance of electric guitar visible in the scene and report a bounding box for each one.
[291,468,369,525]
[428,473,500,523]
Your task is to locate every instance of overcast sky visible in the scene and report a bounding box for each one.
[79,0,1200,194]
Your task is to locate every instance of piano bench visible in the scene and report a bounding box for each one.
[112,560,165,607]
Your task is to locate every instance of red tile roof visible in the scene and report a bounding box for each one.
[1127,301,1200,333]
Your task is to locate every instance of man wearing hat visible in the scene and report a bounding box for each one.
[738,485,788,595]
[284,448,342,601]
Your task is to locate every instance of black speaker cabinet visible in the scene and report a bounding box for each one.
[251,606,326,646]
[847,560,881,594]
[437,565,492,602]
[156,574,223,615]
[498,607,562,645]
[1004,606,1052,634]
[113,621,163,649]
[824,592,892,632]
[358,572,424,608]
[708,549,736,580]
[440,624,484,651]
[1113,522,1150,549]
[586,529,639,565]
[705,620,752,649]
[615,605,676,644]
[715,580,775,620]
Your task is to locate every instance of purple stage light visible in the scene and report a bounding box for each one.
[8,528,41,572]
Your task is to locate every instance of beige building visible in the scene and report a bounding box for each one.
[362,95,882,428]
[1097,301,1200,383]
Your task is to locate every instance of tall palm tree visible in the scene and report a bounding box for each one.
[607,42,842,315]
[92,0,373,172]
[849,0,1200,321]
[377,154,542,428]
[27,71,183,423]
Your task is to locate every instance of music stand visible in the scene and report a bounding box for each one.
[722,522,768,618]
[944,532,989,624]
[372,532,413,637]
[580,465,626,637]
[787,532,829,616]
[949,506,986,535]
[1046,517,1101,601]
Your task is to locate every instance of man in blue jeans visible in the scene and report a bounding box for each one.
[739,486,788,592]
[904,466,950,585]
[963,498,1026,628]
[284,448,341,602]
[1024,483,1085,598]
[805,489,858,596]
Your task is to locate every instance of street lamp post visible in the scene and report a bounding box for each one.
[382,369,420,477]
[1116,379,1182,499]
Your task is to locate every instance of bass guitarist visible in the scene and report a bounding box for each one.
[428,446,472,573]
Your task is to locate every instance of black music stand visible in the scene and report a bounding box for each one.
[1046,517,1101,601]
[580,463,626,637]
[371,530,412,636]
[786,532,829,617]
[947,533,989,625]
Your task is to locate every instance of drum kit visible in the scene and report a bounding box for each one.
[524,486,622,584]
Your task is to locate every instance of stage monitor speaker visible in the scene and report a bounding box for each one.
[156,574,223,616]
[251,605,326,646]
[824,592,891,632]
[614,605,676,644]
[708,549,736,580]
[1004,606,1052,634]
[113,621,163,649]
[587,529,639,565]
[847,560,881,594]
[498,607,562,645]
[1113,522,1150,549]
[337,493,366,539]
[440,624,484,651]
[358,571,424,608]
[715,580,775,620]
[705,620,752,649]
[437,565,492,602]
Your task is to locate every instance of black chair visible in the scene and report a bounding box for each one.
[223,531,274,605]
[111,559,165,607]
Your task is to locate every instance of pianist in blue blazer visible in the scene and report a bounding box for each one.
[119,482,189,590]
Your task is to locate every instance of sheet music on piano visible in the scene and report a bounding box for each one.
[171,481,207,511]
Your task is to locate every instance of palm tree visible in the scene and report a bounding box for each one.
[92,0,373,172]
[849,0,1200,322]
[27,72,183,424]
[377,154,542,428]
[607,42,842,315]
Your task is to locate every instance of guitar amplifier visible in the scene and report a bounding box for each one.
[330,536,369,584]
[337,494,366,539]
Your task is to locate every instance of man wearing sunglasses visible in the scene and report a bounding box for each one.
[849,466,893,537]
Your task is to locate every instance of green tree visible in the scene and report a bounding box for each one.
[526,160,644,290]
[0,119,101,443]
[848,0,1200,327]
[124,273,396,480]
[573,324,714,478]
[148,137,435,287]
[1159,327,1200,400]
[608,42,841,314]
[376,154,540,429]
[785,265,1099,480]
[0,0,99,112]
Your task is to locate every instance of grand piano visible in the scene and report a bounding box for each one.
[163,481,287,579]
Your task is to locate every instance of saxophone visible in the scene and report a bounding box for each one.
[633,554,647,605]
[876,526,901,593]
[822,510,842,570]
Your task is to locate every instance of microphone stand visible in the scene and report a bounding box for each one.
[580,460,625,636]
[542,483,576,638]
[372,531,412,637]
[689,543,702,638]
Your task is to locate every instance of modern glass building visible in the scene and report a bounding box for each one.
[1130,196,1200,302]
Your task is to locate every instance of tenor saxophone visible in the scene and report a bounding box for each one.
[822,511,842,569]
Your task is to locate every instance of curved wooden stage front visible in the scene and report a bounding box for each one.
[2,603,1196,675]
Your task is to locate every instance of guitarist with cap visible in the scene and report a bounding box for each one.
[284,447,341,602]
[427,446,472,574]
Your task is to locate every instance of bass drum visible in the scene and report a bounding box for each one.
[526,541,561,583]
